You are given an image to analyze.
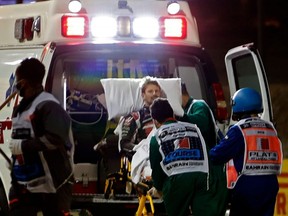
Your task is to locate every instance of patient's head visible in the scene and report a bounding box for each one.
[140,77,161,106]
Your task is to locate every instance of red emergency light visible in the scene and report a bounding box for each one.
[61,15,89,38]
[159,17,187,39]
[212,83,228,122]
[60,14,188,40]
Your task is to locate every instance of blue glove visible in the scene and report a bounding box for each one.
[9,139,23,155]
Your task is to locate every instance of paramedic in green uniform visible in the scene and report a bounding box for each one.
[149,98,210,216]
[178,83,229,216]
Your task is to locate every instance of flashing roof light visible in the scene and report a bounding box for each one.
[60,14,188,40]
[167,1,180,15]
[91,17,117,37]
[68,0,82,13]
[212,83,228,122]
[159,17,187,39]
[61,15,89,37]
[117,16,131,37]
[133,17,159,38]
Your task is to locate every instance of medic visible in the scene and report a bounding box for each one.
[209,87,283,216]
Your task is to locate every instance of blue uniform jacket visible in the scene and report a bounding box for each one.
[209,119,279,195]
[209,124,244,173]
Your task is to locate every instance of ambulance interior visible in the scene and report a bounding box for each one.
[48,46,215,193]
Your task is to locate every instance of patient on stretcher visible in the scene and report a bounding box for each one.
[97,77,183,189]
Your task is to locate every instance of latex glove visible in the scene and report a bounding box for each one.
[93,138,107,151]
[9,139,23,155]
[148,187,163,199]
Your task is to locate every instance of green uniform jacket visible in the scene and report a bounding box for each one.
[180,97,216,151]
[178,97,229,216]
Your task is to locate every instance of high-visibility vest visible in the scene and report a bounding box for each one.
[12,92,64,193]
[155,121,209,177]
[226,117,283,189]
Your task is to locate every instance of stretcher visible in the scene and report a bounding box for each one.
[104,155,155,216]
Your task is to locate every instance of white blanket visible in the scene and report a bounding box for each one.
[130,127,156,184]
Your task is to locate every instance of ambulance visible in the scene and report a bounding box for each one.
[0,0,273,215]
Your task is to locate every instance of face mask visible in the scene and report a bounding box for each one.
[15,79,25,97]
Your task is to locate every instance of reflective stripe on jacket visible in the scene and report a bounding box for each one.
[12,92,59,193]
[155,121,209,177]
[227,117,283,189]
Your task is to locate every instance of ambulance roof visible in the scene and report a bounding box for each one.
[0,0,201,47]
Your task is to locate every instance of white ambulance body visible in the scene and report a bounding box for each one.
[0,0,272,215]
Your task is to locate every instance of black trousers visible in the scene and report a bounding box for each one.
[8,182,72,216]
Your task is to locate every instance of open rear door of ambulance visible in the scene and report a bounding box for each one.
[225,42,273,125]
[38,42,64,105]
[40,41,56,89]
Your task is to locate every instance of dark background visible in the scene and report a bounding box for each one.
[187,0,288,157]
[1,0,287,156]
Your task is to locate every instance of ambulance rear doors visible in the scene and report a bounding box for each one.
[225,43,273,124]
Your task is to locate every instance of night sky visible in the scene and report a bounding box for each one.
[189,0,288,82]
[189,0,288,155]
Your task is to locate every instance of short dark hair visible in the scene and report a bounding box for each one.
[150,98,174,123]
[16,58,45,85]
[140,77,161,94]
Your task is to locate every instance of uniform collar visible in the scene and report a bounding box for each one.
[184,96,194,110]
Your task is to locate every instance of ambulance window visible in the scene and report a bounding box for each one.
[232,54,261,93]
[49,48,208,110]
[173,67,202,99]
[51,57,170,115]
[173,56,207,100]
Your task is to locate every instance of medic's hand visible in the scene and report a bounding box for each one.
[9,139,23,155]
[148,187,163,199]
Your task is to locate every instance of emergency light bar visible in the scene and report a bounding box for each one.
[91,17,117,37]
[159,17,187,39]
[117,16,131,37]
[61,15,89,37]
[133,17,159,38]
[61,15,187,39]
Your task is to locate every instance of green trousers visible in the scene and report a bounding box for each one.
[162,165,228,216]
